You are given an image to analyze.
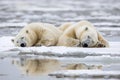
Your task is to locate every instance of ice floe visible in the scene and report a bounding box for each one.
[0,36,120,58]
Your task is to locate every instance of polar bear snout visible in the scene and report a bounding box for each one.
[20,43,26,47]
[81,39,90,47]
[82,43,88,47]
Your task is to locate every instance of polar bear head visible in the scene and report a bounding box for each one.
[11,29,37,47]
[79,27,107,48]
[79,27,99,47]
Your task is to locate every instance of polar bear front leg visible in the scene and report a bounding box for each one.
[97,32,109,47]
[34,40,42,46]
[68,38,80,47]
[35,39,56,46]
[41,39,56,46]
[41,33,57,46]
[57,36,80,47]
[95,41,106,48]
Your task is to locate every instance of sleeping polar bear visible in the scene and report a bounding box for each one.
[11,23,62,47]
[57,20,109,47]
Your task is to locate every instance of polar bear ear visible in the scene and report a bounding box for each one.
[11,39,14,42]
[26,30,29,33]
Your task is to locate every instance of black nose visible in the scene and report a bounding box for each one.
[83,43,88,47]
[20,43,26,47]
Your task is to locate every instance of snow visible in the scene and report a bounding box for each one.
[1,22,120,28]
[0,36,14,47]
[0,36,120,48]
[0,36,120,58]
[0,0,120,79]
[64,16,120,21]
[0,23,27,28]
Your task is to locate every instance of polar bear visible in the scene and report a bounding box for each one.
[11,23,62,47]
[57,20,109,47]
[58,22,74,31]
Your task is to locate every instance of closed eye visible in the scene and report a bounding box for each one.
[21,37,24,39]
[88,36,90,38]
[92,40,94,43]
[16,41,19,43]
